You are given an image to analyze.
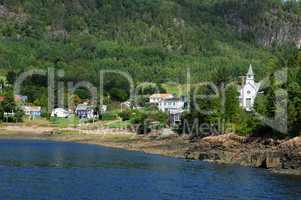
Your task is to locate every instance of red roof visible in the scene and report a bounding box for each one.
[0,96,5,102]
[150,93,174,99]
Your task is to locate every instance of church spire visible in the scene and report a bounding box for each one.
[246,64,255,84]
[247,64,254,76]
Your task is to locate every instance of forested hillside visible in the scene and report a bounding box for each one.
[0,0,299,83]
[0,0,300,136]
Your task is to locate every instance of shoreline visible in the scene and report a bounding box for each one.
[0,127,191,159]
[0,126,300,176]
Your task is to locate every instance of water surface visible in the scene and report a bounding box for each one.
[0,139,300,200]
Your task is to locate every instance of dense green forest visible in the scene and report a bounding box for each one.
[0,0,299,82]
[0,0,300,136]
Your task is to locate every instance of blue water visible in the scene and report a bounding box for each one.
[0,140,300,200]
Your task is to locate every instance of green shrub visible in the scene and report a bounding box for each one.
[129,111,148,124]
[148,111,168,124]
[101,112,118,121]
[50,115,79,128]
[107,120,131,129]
[118,110,132,121]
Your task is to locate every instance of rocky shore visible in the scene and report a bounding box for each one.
[185,134,301,175]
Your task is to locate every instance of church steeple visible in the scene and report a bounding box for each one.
[247,64,254,76]
[239,64,260,112]
[246,64,254,84]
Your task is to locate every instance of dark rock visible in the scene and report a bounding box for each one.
[186,134,301,175]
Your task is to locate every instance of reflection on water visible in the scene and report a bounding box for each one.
[0,139,300,200]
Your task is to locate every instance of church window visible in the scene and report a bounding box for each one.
[246,98,252,108]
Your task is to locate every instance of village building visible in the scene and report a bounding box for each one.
[158,96,188,126]
[239,65,261,111]
[149,93,174,104]
[22,106,42,119]
[0,95,28,104]
[75,104,97,119]
[51,108,70,118]
[158,97,186,113]
[14,95,28,105]
[3,112,16,121]
[121,99,144,111]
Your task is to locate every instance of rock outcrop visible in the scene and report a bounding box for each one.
[185,134,301,175]
[0,5,27,21]
[218,1,301,48]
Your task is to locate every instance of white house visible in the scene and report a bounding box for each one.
[239,65,261,111]
[51,108,70,118]
[158,97,186,113]
[149,93,174,104]
[158,96,187,126]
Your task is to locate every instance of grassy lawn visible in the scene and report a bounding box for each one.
[101,111,119,121]
[106,120,131,129]
[162,83,189,96]
[50,115,80,128]
[23,118,52,127]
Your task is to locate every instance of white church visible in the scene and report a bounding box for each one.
[239,65,261,111]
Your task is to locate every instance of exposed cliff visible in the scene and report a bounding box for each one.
[216,0,301,47]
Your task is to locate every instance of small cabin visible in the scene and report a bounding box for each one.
[22,106,41,119]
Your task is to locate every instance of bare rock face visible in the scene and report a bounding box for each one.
[185,134,301,175]
[220,2,301,48]
[0,5,27,22]
[0,5,10,18]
